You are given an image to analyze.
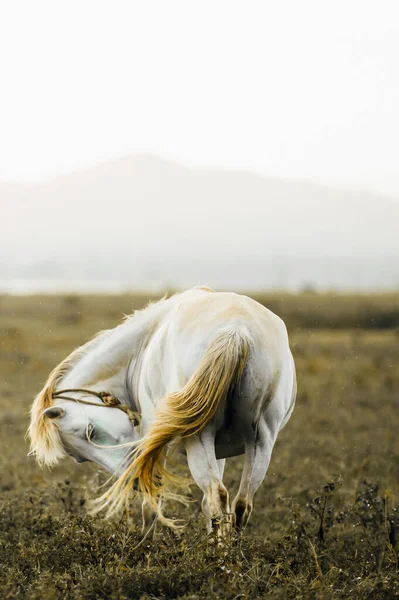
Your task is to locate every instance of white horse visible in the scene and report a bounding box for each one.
[28,287,296,539]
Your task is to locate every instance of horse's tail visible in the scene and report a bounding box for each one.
[95,327,251,525]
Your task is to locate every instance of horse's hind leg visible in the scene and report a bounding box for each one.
[232,417,276,531]
[185,431,231,541]
[217,458,226,478]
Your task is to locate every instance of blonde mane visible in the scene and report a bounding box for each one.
[28,353,78,466]
[27,329,109,466]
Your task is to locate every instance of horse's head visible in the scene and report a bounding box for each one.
[30,388,140,475]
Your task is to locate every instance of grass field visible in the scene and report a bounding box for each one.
[1,292,399,599]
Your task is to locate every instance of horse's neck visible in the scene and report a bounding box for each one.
[59,298,173,402]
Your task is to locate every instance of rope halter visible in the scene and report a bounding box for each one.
[52,388,141,427]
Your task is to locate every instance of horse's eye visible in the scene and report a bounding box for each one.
[87,424,96,441]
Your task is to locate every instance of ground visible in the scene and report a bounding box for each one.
[1,292,399,599]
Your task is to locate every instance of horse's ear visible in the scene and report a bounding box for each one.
[43,406,65,419]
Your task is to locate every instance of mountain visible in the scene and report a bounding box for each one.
[1,154,399,290]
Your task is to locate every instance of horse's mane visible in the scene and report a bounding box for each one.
[27,329,111,466]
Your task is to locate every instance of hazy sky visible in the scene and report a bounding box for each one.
[1,1,399,196]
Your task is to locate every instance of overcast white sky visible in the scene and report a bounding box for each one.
[1,1,399,197]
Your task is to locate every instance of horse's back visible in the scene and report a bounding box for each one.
[169,288,290,371]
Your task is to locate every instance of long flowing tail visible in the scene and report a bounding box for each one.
[94,327,251,524]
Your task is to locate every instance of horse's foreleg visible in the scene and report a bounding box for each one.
[140,444,171,538]
[231,417,276,531]
[185,431,231,542]
[141,497,159,538]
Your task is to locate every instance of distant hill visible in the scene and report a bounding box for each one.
[1,155,399,290]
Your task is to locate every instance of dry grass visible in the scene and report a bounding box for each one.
[1,292,399,599]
